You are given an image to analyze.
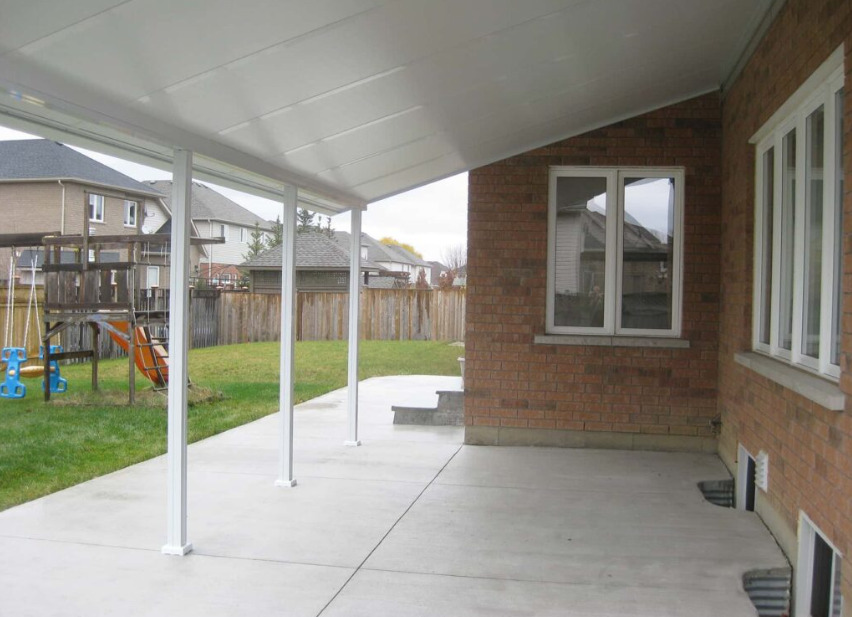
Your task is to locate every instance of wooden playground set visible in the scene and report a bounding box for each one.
[0,231,199,404]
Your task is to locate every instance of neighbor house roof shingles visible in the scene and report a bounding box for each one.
[242,230,382,271]
[0,139,162,196]
[147,180,271,229]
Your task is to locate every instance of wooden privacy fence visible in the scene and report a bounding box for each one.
[222,288,466,345]
[0,288,466,359]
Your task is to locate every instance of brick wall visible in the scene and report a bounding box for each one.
[0,182,63,284]
[718,0,852,604]
[466,93,722,451]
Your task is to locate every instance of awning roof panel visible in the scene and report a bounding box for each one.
[0,0,772,210]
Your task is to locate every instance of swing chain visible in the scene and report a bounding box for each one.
[3,247,17,351]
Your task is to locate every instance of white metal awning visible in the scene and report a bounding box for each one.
[0,0,774,212]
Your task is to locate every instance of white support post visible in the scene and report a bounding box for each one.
[276,186,298,487]
[163,149,193,556]
[345,208,362,446]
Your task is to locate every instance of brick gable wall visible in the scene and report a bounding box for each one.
[718,0,852,602]
[466,93,722,450]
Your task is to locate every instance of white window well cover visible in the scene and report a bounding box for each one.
[754,450,769,492]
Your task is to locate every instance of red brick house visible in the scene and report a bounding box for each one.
[466,0,851,612]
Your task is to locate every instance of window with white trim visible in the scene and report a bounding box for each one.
[547,167,684,336]
[219,223,228,240]
[753,65,844,379]
[146,266,160,289]
[240,227,248,243]
[797,513,843,617]
[88,194,104,223]
[123,200,137,227]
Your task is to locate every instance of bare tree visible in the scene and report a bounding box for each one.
[442,244,467,274]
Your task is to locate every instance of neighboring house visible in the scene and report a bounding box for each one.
[141,216,209,291]
[148,180,272,286]
[451,265,467,288]
[427,260,448,288]
[241,230,382,293]
[383,243,433,287]
[0,139,170,288]
[334,232,432,287]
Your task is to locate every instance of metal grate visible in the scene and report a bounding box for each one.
[743,567,791,617]
[697,479,734,508]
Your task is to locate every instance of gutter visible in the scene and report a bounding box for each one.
[57,180,65,234]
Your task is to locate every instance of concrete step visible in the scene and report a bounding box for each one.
[393,389,463,426]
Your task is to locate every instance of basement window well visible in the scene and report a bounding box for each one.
[797,513,843,617]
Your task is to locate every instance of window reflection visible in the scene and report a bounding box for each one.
[553,176,608,327]
[621,177,674,330]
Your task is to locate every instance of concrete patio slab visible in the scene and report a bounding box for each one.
[0,536,352,617]
[0,375,789,616]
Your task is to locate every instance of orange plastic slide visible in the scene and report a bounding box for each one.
[106,322,169,386]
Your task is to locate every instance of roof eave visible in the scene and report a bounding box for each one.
[0,176,163,198]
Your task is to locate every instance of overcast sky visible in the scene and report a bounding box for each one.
[0,127,468,263]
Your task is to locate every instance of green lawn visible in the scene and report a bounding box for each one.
[0,340,462,511]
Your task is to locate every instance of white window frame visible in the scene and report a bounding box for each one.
[736,443,755,511]
[546,167,684,337]
[219,223,228,240]
[123,200,137,228]
[752,60,844,379]
[88,194,104,223]
[796,511,843,617]
[146,265,160,289]
[240,227,248,243]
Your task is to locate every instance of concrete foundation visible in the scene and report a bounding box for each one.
[465,424,718,452]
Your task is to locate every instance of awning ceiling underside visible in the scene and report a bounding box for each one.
[0,0,772,212]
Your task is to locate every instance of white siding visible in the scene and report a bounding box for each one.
[554,213,581,295]
[141,198,169,234]
[199,219,268,266]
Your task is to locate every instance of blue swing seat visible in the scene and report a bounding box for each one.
[1,347,28,399]
[40,345,67,394]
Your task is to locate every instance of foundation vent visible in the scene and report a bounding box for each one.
[743,567,791,617]
[755,450,769,492]
[697,479,734,507]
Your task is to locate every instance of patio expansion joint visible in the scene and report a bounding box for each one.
[179,549,356,572]
[193,468,433,486]
[314,443,464,617]
[0,533,358,573]
[355,564,757,593]
[0,532,165,554]
[432,479,721,496]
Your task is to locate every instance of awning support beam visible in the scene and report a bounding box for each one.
[162,148,193,556]
[345,208,362,447]
[276,186,298,487]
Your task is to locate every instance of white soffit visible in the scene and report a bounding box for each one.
[0,0,773,208]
